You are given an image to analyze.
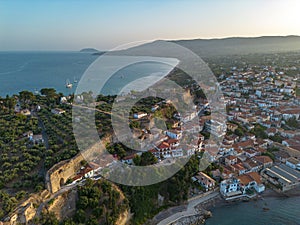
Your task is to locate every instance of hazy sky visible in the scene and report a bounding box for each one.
[1,0,300,51]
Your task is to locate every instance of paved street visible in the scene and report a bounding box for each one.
[157,190,220,225]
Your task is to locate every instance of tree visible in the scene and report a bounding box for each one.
[40,88,57,98]
[139,152,157,166]
[133,155,141,165]
[19,90,35,105]
[74,209,86,223]
[286,117,300,128]
[252,125,267,139]
[234,128,244,137]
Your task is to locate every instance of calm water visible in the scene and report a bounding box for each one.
[205,196,300,225]
[0,52,174,97]
[0,52,97,96]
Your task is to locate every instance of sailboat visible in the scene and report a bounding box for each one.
[66,79,73,88]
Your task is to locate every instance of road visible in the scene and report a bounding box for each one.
[157,190,220,225]
[36,174,102,216]
[72,104,112,115]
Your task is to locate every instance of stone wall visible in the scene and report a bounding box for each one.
[45,135,113,194]
[46,154,84,193]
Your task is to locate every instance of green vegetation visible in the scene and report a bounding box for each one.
[0,190,18,219]
[38,107,78,168]
[263,146,279,161]
[64,179,128,225]
[286,117,300,129]
[0,96,46,214]
[296,88,300,97]
[120,155,200,225]
[269,133,283,143]
[234,127,244,137]
[251,124,267,139]
[133,152,158,166]
[0,90,78,217]
[35,179,129,225]
[106,143,130,159]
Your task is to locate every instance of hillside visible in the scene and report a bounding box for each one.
[173,35,300,56]
[114,35,300,57]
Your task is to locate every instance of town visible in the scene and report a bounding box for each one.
[1,52,300,224]
[101,56,300,201]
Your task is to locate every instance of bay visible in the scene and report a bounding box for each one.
[205,196,300,225]
[0,52,173,97]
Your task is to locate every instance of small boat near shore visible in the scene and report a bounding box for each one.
[66,79,73,88]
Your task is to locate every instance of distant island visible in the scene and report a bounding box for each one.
[79,48,100,53]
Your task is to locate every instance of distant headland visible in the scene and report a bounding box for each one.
[79,48,100,53]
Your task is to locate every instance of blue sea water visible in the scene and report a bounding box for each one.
[0,51,97,96]
[0,51,174,97]
[205,196,300,225]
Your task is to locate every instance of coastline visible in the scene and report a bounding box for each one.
[149,186,300,225]
[200,186,300,224]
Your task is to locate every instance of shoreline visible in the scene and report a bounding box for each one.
[199,186,300,224]
[149,186,300,225]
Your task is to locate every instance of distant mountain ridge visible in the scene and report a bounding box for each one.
[114,35,300,57]
[172,35,300,56]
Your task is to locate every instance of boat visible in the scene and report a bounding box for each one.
[66,79,73,88]
[74,77,78,83]
[263,207,270,211]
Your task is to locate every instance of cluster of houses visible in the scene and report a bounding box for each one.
[61,63,300,196]
[123,108,203,164]
[221,68,300,151]
[189,65,300,198]
[216,66,300,196]
[193,135,273,199]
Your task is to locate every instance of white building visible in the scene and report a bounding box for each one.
[238,172,265,194]
[51,108,65,115]
[165,130,182,139]
[205,120,226,138]
[133,112,148,119]
[286,157,300,170]
[220,178,241,197]
[193,172,216,192]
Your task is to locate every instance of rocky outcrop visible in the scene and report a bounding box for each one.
[2,190,51,225]
[170,210,212,225]
[116,210,131,225]
[47,190,77,220]
[2,188,78,225]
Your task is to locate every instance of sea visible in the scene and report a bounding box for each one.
[0,51,175,97]
[205,196,300,225]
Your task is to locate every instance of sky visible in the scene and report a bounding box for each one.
[0,0,300,51]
